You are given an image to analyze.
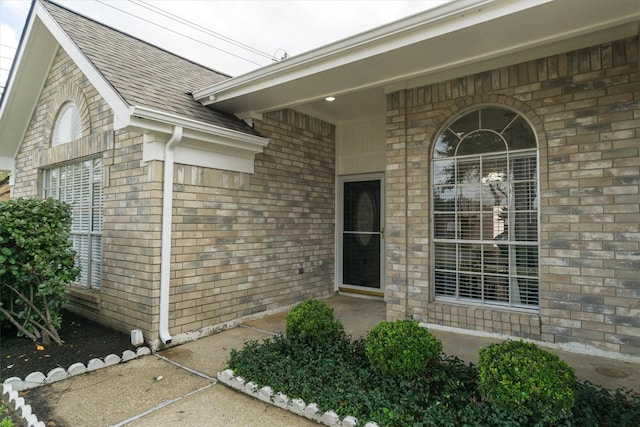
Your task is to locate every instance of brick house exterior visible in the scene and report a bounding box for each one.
[1,0,638,358]
[384,38,640,356]
[10,40,336,344]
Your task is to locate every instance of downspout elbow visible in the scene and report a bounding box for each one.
[159,125,183,345]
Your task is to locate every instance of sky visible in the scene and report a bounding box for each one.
[0,0,450,95]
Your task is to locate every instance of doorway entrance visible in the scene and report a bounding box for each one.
[339,174,384,296]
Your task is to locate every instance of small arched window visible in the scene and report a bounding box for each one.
[432,107,539,309]
[51,102,83,146]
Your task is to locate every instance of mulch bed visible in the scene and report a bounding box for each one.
[1,309,136,383]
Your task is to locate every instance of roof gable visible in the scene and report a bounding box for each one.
[0,0,267,174]
[41,1,256,135]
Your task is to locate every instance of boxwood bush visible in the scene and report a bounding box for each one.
[285,299,346,348]
[365,319,442,378]
[478,339,576,424]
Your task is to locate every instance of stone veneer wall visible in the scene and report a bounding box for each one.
[167,109,336,337]
[385,36,640,357]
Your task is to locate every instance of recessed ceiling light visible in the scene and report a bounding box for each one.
[325,96,336,102]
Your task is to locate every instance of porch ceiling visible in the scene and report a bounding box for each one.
[195,0,640,124]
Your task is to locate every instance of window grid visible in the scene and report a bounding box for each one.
[43,158,102,289]
[432,107,539,310]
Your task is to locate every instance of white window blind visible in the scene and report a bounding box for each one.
[43,158,103,289]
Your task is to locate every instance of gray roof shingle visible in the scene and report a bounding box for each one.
[42,0,260,136]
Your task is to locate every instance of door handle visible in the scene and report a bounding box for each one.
[380,227,384,239]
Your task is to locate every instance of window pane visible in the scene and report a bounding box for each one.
[433,159,455,184]
[435,271,457,296]
[434,243,457,270]
[457,159,480,183]
[434,213,456,239]
[481,108,514,133]
[512,155,537,181]
[449,110,478,137]
[459,273,481,299]
[504,116,537,150]
[457,184,481,212]
[433,185,455,211]
[433,130,459,158]
[91,236,102,289]
[457,131,506,156]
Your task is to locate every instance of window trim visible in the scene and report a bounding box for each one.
[431,106,540,312]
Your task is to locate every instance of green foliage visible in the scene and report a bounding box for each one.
[285,299,346,348]
[0,198,80,345]
[478,340,576,424]
[365,319,442,378]
[228,322,640,426]
[571,381,640,426]
[0,402,14,427]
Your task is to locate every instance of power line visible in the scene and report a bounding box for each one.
[94,0,266,67]
[133,0,276,62]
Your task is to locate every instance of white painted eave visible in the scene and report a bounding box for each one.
[127,106,269,174]
[193,0,640,122]
[0,6,54,169]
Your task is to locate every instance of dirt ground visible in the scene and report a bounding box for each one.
[1,308,135,383]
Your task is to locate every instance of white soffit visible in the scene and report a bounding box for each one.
[0,12,56,164]
[193,0,640,122]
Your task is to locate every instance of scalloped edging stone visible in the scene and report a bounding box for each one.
[1,346,151,427]
[216,369,377,427]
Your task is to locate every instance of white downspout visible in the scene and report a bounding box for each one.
[159,125,183,344]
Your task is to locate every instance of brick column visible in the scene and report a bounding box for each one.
[385,91,409,319]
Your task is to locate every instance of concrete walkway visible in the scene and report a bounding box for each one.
[9,295,640,426]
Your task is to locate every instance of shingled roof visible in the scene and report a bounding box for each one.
[41,0,260,136]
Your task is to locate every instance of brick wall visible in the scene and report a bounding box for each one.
[167,109,336,337]
[386,37,639,356]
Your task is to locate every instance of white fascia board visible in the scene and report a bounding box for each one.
[35,2,131,128]
[130,106,269,174]
[0,11,56,160]
[192,0,548,105]
[129,106,269,151]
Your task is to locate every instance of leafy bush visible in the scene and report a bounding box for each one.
[0,198,80,345]
[227,329,640,426]
[571,380,640,427]
[478,339,576,424]
[285,299,346,348]
[365,319,442,378]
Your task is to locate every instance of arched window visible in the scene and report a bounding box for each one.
[432,107,539,309]
[51,102,83,146]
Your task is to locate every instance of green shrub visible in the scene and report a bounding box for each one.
[478,340,576,424]
[285,299,346,348]
[0,402,14,427]
[0,198,80,345]
[365,319,442,378]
